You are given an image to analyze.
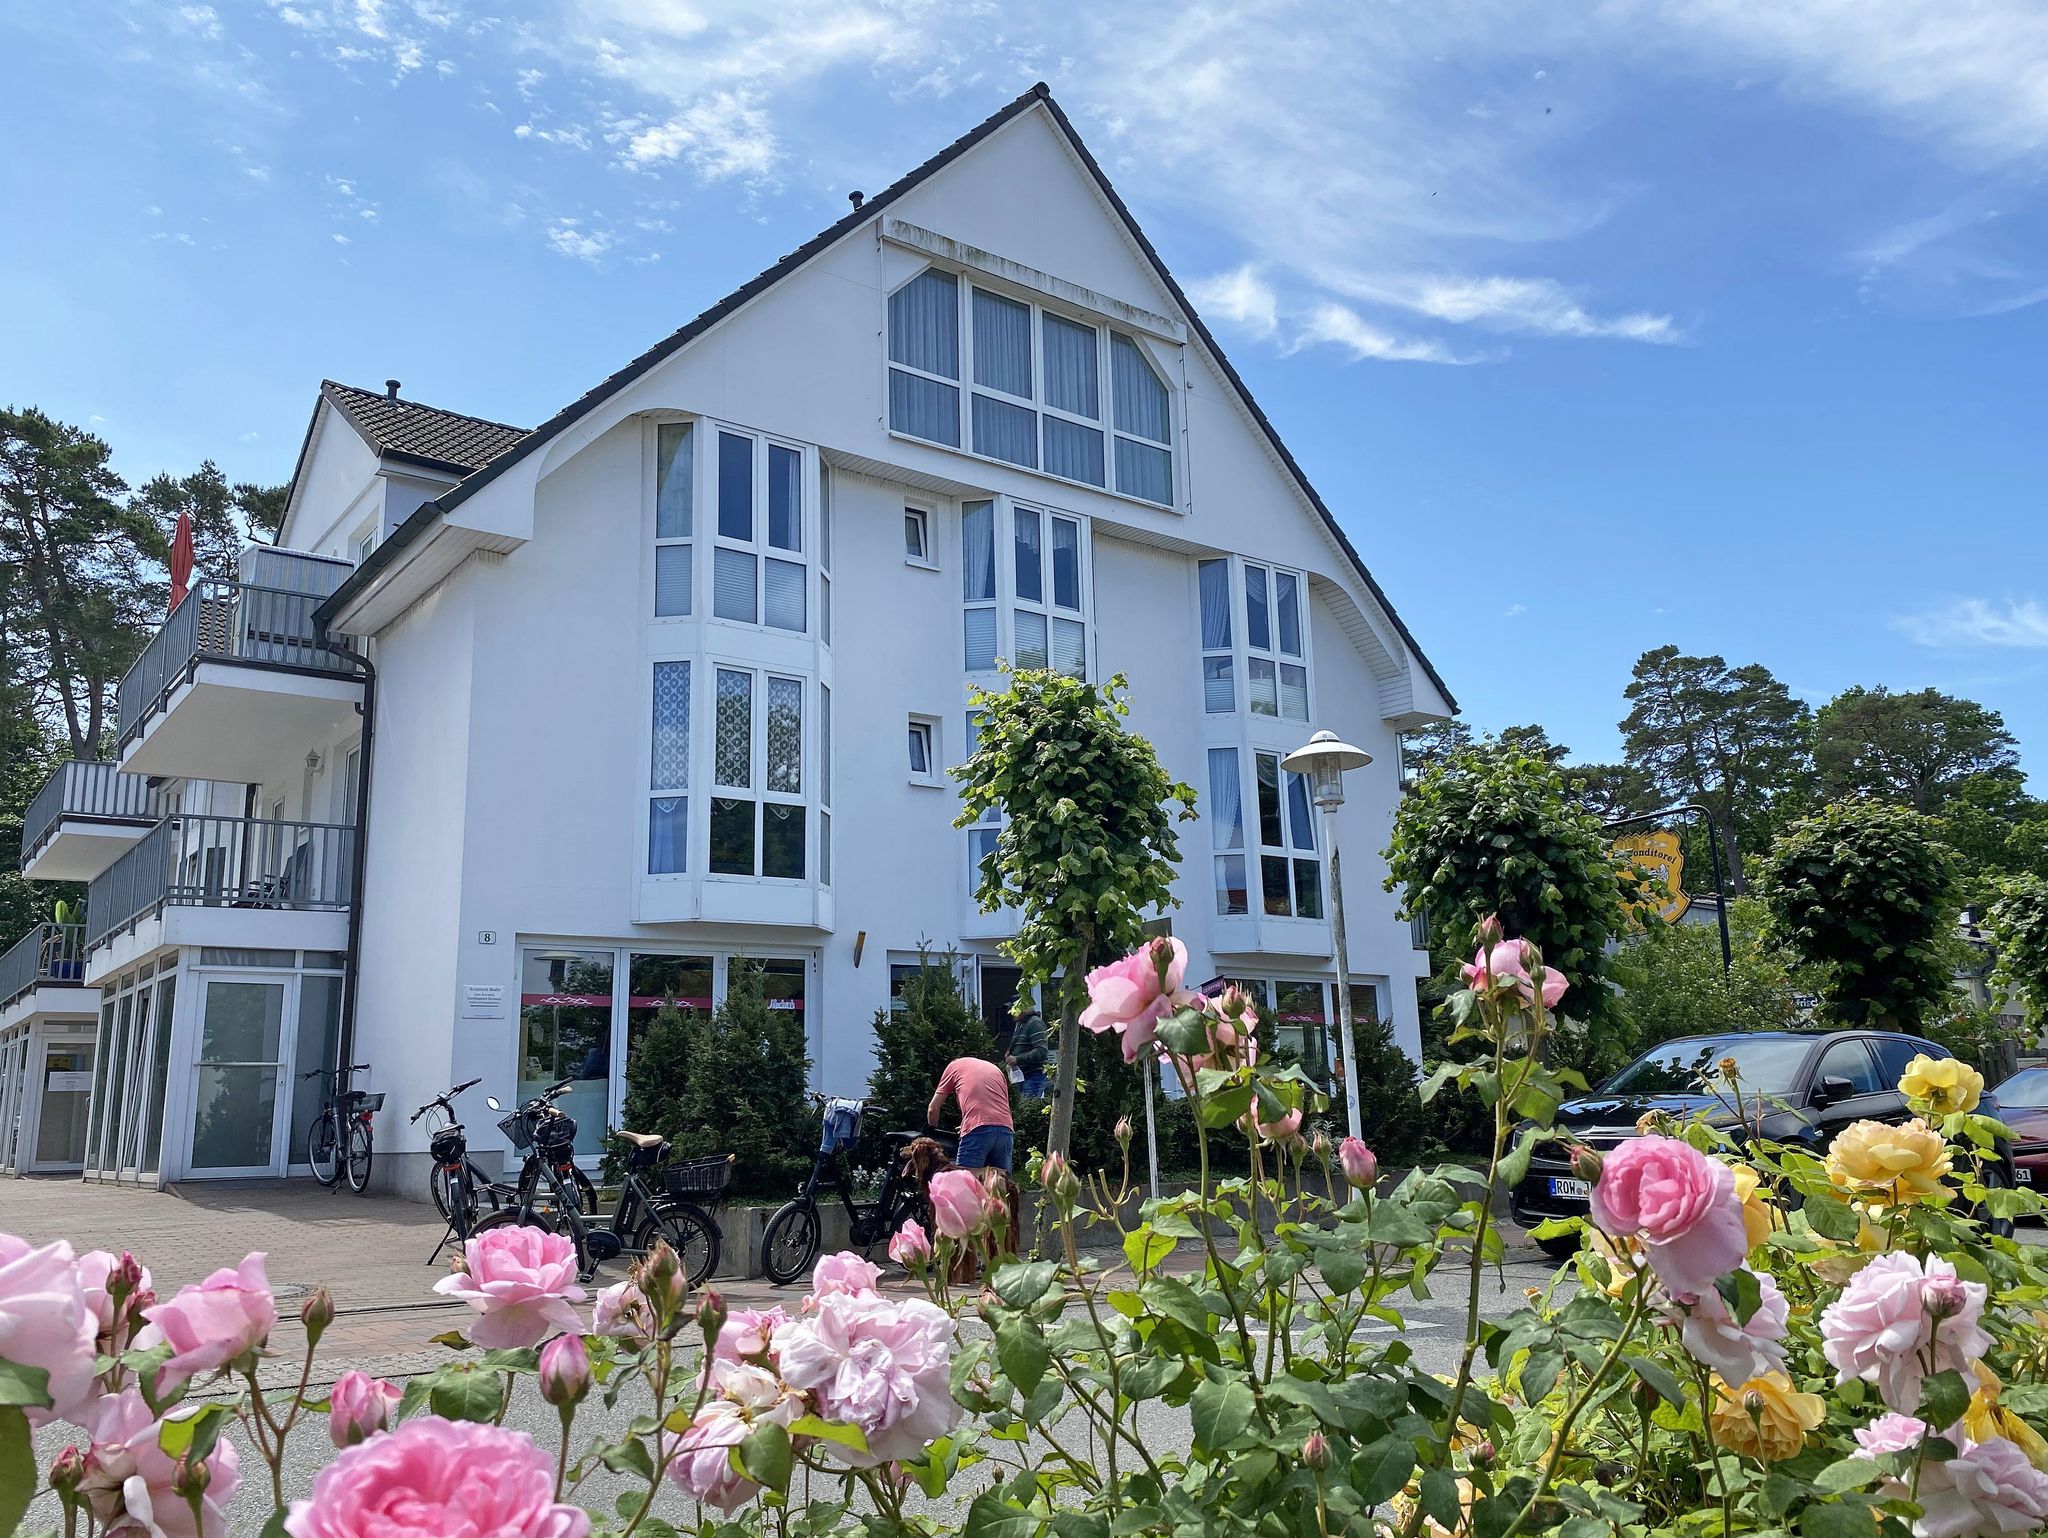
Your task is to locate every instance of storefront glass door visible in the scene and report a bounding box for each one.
[0,1032,28,1173]
[34,1042,95,1170]
[519,949,614,1160]
[189,976,290,1176]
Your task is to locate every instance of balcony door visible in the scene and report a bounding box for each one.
[188,975,293,1177]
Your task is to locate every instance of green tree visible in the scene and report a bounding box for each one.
[1815,686,2020,814]
[1384,746,1628,1061]
[1759,800,1956,1032]
[0,662,58,949]
[132,462,287,578]
[860,950,995,1170]
[1,408,166,757]
[1566,760,1656,822]
[1986,875,2048,1029]
[1606,898,1808,1062]
[953,669,1195,1163]
[1620,646,1813,894]
[1401,721,1568,782]
[607,998,699,1184]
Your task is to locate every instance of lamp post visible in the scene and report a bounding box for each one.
[1279,730,1374,1142]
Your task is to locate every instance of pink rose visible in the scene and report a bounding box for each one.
[0,1233,98,1427]
[1338,1137,1378,1191]
[538,1334,591,1407]
[810,1252,880,1299]
[775,1289,959,1465]
[432,1225,585,1350]
[888,1220,933,1268]
[1461,938,1568,1009]
[1589,1136,1748,1301]
[1821,1252,1993,1413]
[81,1389,241,1538]
[1675,1268,1788,1385]
[326,1371,400,1449]
[1854,1413,1931,1458]
[1080,938,1188,1063]
[713,1305,790,1367]
[1255,1108,1303,1143]
[591,1280,654,1344]
[665,1360,800,1512]
[929,1169,992,1240]
[135,1252,277,1390]
[1877,1435,2048,1538]
[286,1416,587,1538]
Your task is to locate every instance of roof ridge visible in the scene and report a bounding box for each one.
[322,379,531,434]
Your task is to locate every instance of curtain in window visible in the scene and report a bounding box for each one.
[962,502,995,600]
[767,444,801,551]
[764,558,806,632]
[1275,571,1302,656]
[713,548,757,623]
[1249,657,1279,716]
[964,607,997,671]
[656,422,692,539]
[1245,564,1272,651]
[1052,617,1086,679]
[888,269,959,376]
[1042,314,1100,417]
[1014,610,1048,670]
[1286,772,1317,850]
[972,394,1037,468]
[1214,855,1248,917]
[1115,438,1173,506]
[766,678,802,793]
[1051,518,1082,609]
[1013,507,1043,600]
[820,685,832,805]
[1042,418,1104,486]
[650,661,690,792]
[648,800,687,875]
[1111,335,1170,441]
[654,545,692,617]
[889,371,959,445]
[1198,559,1232,649]
[717,433,752,541]
[1203,656,1235,714]
[820,809,832,887]
[1207,748,1242,850]
[972,288,1032,396]
[1279,663,1309,722]
[714,669,752,789]
[908,724,930,775]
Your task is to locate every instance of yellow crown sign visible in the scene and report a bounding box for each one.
[1612,829,1690,926]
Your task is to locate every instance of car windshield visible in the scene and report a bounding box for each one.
[1604,1037,1813,1096]
[1995,1067,2048,1108]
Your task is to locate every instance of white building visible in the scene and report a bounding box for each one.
[0,85,1454,1191]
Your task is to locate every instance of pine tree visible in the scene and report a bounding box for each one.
[608,998,698,1183]
[861,950,994,1167]
[666,960,813,1197]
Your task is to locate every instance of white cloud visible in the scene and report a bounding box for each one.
[244,165,272,182]
[1334,274,1680,343]
[1186,266,1278,338]
[1505,602,1528,618]
[545,217,613,262]
[1895,598,2048,648]
[332,232,351,243]
[612,91,779,180]
[1295,304,1474,366]
[177,5,223,39]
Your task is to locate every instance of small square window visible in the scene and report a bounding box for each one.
[908,718,939,783]
[904,507,930,564]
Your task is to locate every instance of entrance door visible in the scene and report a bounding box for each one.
[33,1042,95,1171]
[979,964,1021,1056]
[0,1032,28,1173]
[188,976,290,1176]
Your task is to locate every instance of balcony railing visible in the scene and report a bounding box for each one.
[87,816,356,951]
[115,578,360,750]
[21,760,170,869]
[0,923,88,1011]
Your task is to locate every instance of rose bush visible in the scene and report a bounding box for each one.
[7,925,2048,1538]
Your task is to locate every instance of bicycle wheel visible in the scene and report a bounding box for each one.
[308,1109,342,1187]
[431,1162,468,1232]
[638,1200,721,1288]
[761,1200,821,1286]
[344,1120,374,1194]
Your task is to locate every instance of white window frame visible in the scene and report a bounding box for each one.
[961,498,1091,681]
[903,503,935,568]
[704,663,813,884]
[707,426,811,635]
[962,707,1004,895]
[1199,554,1313,723]
[886,263,1179,509]
[349,522,378,566]
[651,419,695,620]
[646,659,692,878]
[908,716,941,786]
[1252,749,1324,921]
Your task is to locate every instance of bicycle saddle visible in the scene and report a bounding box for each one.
[615,1130,666,1148]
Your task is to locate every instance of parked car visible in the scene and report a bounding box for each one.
[1510,1029,2012,1257]
[1990,1066,2048,1192]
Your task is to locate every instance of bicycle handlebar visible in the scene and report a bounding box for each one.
[410,1076,485,1123]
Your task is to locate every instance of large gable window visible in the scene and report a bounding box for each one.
[887,265,1176,506]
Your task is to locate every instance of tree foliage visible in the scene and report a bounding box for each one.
[1620,645,1812,893]
[860,950,995,1170]
[1759,800,1956,1032]
[1815,685,2019,814]
[1987,875,2048,1028]
[1383,745,1628,1056]
[1605,898,1808,1066]
[952,669,1195,1162]
[130,462,288,579]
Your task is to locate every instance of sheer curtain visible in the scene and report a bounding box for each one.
[1112,334,1170,440]
[962,503,995,601]
[1199,559,1232,649]
[889,269,959,376]
[972,288,1032,395]
[1207,748,1243,849]
[1042,314,1100,417]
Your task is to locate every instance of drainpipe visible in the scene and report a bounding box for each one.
[333,650,376,1077]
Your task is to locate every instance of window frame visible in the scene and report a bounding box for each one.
[961,498,1092,682]
[908,716,941,787]
[695,662,814,886]
[1199,554,1313,723]
[902,503,935,568]
[650,419,695,620]
[1253,749,1324,921]
[885,263,1180,510]
[705,426,812,635]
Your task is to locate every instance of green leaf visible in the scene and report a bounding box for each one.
[600,1436,656,1481]
[157,1402,230,1465]
[1315,1243,1367,1295]
[1051,1514,1108,1538]
[1520,1347,1564,1403]
[787,1414,871,1456]
[395,1376,432,1424]
[257,1511,292,1538]
[0,1406,34,1538]
[964,1490,1042,1538]
[991,1260,1059,1309]
[996,1316,1051,1396]
[1498,1126,1544,1188]
[1138,1276,1212,1334]
[1122,1226,1175,1275]
[1798,1497,1880,1538]
[428,1364,504,1424]
[1419,1467,1463,1530]
[1351,1434,1417,1506]
[1919,1369,1971,1430]
[1814,1458,1885,1495]
[1188,1377,1255,1449]
[0,1359,51,1411]
[1199,1084,1255,1129]
[1367,1202,1434,1248]
[1716,1267,1763,1326]
[736,1420,793,1493]
[1625,1354,1686,1409]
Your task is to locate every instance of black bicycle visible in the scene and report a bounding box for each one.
[760,1096,951,1285]
[302,1062,378,1194]
[581,1132,729,1287]
[411,1077,507,1259]
[469,1082,598,1281]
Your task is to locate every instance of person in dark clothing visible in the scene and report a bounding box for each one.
[1007,1010,1050,1100]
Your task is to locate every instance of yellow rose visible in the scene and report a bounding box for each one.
[1899,1054,1983,1117]
[1728,1162,1777,1251]
[1826,1118,1953,1206]
[1964,1366,2048,1470]
[1711,1372,1827,1463]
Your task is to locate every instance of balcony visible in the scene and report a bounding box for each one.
[20,761,171,881]
[0,923,90,1023]
[115,570,363,782]
[86,816,356,970]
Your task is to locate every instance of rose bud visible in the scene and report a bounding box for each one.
[1339,1137,1378,1191]
[301,1286,336,1348]
[642,1241,687,1327]
[49,1446,85,1496]
[1302,1431,1331,1470]
[888,1219,933,1269]
[1475,914,1505,949]
[538,1333,592,1408]
[1041,1151,1080,1205]
[695,1286,728,1347]
[171,1453,211,1501]
[1568,1144,1604,1183]
[1113,1116,1134,1150]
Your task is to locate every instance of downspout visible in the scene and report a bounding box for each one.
[333,646,377,1076]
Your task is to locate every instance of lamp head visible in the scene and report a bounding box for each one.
[1279,730,1373,808]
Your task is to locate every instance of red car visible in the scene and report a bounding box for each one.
[1993,1066,2048,1191]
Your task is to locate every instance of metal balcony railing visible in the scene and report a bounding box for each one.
[114,577,359,749]
[87,817,356,951]
[20,761,170,871]
[0,923,89,1011]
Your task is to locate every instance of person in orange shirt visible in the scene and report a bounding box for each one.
[928,1053,1015,1171]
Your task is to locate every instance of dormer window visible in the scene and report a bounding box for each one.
[888,265,1176,506]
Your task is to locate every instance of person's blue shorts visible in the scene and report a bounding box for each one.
[955,1125,1014,1172]
[1019,1072,1048,1101]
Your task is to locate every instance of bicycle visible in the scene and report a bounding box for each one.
[410,1077,509,1263]
[580,1132,730,1288]
[469,1081,599,1281]
[301,1062,379,1194]
[760,1095,954,1286]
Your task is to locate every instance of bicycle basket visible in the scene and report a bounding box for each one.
[429,1127,464,1162]
[343,1091,386,1114]
[497,1113,534,1152]
[662,1153,734,1202]
[535,1113,577,1153]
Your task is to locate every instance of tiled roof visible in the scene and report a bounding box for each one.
[323,382,530,474]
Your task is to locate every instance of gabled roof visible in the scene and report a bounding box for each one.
[321,381,531,476]
[314,84,1453,711]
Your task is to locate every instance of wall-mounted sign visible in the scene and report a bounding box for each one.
[1612,829,1690,925]
[44,1070,94,1094]
[462,984,508,1019]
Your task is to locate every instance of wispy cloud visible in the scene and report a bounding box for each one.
[1185,266,1278,339]
[545,216,612,262]
[1294,304,1476,366]
[1332,274,1680,343]
[1894,597,2048,648]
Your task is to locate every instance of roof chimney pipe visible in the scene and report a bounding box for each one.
[385,379,401,400]
[848,190,864,210]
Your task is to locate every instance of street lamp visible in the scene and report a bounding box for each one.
[1279,730,1373,1142]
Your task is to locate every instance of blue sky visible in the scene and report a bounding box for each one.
[5,2,2047,781]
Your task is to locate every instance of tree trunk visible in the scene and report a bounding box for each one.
[1045,971,1083,1164]
[1713,808,1746,896]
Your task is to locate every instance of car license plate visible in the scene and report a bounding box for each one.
[2019,1168,2034,1185]
[1548,1177,1591,1200]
